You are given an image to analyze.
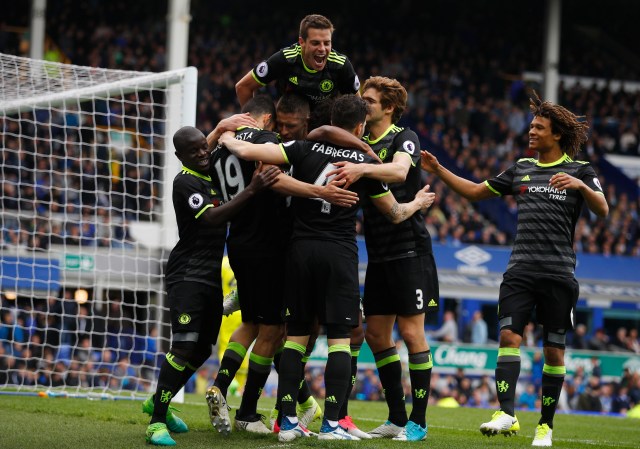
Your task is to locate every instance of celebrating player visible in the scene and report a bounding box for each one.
[421,92,608,447]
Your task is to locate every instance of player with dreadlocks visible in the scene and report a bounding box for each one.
[420,91,608,447]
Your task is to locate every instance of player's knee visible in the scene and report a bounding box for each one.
[543,328,567,351]
[350,325,365,344]
[327,324,353,340]
[498,328,522,347]
[257,324,285,343]
[399,325,426,347]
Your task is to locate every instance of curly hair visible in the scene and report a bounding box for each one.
[529,90,589,159]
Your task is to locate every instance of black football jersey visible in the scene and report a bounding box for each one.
[486,154,605,274]
[210,127,287,257]
[251,44,359,108]
[280,140,388,253]
[361,125,432,262]
[165,167,225,287]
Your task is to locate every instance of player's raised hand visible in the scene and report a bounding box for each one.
[320,178,359,207]
[414,184,435,210]
[207,113,258,148]
[326,161,364,189]
[218,131,236,146]
[249,165,280,191]
[420,150,440,173]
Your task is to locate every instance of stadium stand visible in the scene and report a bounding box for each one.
[1,0,638,405]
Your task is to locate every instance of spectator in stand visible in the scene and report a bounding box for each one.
[470,310,489,345]
[610,327,630,352]
[588,328,610,351]
[571,323,588,350]
[626,328,640,354]
[518,383,538,410]
[428,310,459,343]
[576,376,603,412]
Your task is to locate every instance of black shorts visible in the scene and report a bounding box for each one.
[229,254,285,325]
[498,267,579,334]
[363,254,440,316]
[167,281,222,345]
[284,240,360,327]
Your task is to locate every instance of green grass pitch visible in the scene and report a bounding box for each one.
[0,393,638,448]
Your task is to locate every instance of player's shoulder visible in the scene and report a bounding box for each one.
[281,43,302,63]
[326,48,349,68]
[174,168,210,190]
[516,157,538,164]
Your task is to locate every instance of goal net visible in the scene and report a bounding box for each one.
[0,52,197,398]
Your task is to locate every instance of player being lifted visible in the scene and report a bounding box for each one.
[421,91,608,447]
[219,95,435,441]
[236,14,360,109]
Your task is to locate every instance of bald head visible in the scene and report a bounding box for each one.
[173,126,205,154]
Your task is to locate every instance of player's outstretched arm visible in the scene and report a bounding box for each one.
[201,166,280,226]
[270,175,358,207]
[219,131,285,165]
[327,152,411,188]
[308,125,381,162]
[236,71,262,107]
[420,150,494,201]
[206,113,258,149]
[371,184,435,224]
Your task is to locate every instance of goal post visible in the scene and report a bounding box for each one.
[0,52,197,398]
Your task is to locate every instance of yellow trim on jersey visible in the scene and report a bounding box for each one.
[394,151,416,167]
[484,180,501,197]
[251,70,267,86]
[536,153,571,167]
[195,203,213,219]
[369,190,391,199]
[279,143,291,164]
[181,165,211,181]
[364,124,396,145]
[301,57,317,73]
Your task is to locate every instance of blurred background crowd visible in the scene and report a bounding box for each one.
[1,0,639,414]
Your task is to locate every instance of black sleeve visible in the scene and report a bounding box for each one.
[578,164,605,194]
[486,165,516,197]
[392,128,421,166]
[336,56,360,94]
[252,50,287,86]
[173,176,213,220]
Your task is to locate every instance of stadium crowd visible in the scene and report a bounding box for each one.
[1,0,640,430]
[0,1,639,256]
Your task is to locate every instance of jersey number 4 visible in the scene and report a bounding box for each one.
[312,163,338,214]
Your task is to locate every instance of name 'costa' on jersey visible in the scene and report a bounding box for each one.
[165,167,226,288]
[209,126,287,258]
[485,154,604,274]
[361,125,432,262]
[279,140,388,253]
[251,43,360,108]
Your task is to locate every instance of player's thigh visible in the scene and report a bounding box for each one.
[497,268,537,335]
[168,281,222,345]
[535,274,579,330]
[318,242,360,327]
[283,240,318,324]
[364,256,436,316]
[230,254,285,325]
